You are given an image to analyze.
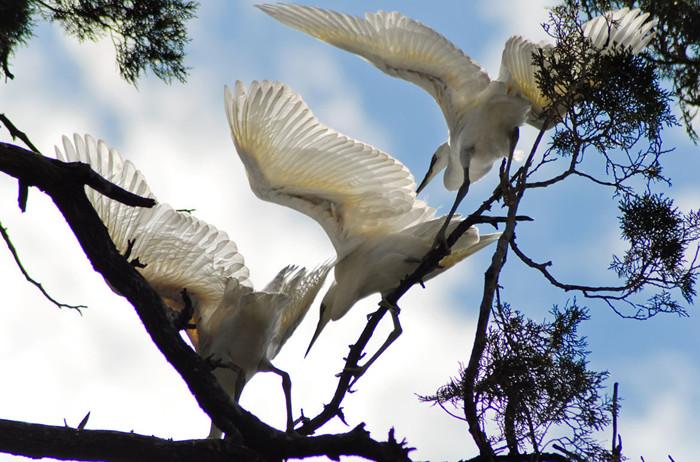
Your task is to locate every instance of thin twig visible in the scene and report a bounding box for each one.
[0,220,86,312]
[611,382,620,462]
[0,114,41,153]
[0,114,41,211]
[509,238,631,294]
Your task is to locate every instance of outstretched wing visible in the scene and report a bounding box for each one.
[265,263,332,360]
[257,3,490,129]
[55,134,252,322]
[582,8,657,53]
[55,134,157,253]
[226,80,431,258]
[498,36,554,121]
[127,205,252,320]
[499,8,656,128]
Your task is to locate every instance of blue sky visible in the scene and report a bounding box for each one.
[0,1,698,460]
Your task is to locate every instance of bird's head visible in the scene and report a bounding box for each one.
[416,142,450,194]
[305,283,337,357]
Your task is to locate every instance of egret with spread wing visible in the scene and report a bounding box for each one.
[55,134,330,437]
[257,4,657,240]
[226,81,500,375]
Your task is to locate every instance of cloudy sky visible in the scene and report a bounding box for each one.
[0,1,698,460]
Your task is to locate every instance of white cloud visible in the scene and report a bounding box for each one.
[617,351,700,461]
[477,0,553,76]
[274,44,393,153]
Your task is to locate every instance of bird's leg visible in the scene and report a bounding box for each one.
[346,297,403,387]
[262,360,294,432]
[502,126,521,206]
[434,166,471,249]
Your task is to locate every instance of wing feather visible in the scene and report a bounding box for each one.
[256,3,491,128]
[582,8,657,52]
[500,8,656,128]
[226,80,430,257]
[55,134,252,320]
[266,264,332,359]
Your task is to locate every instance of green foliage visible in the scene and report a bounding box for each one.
[565,0,700,142]
[0,0,198,84]
[535,4,676,189]
[520,4,698,321]
[421,302,611,460]
[0,0,34,80]
[611,193,700,316]
[42,0,197,84]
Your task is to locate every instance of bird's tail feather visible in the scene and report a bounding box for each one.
[439,232,502,269]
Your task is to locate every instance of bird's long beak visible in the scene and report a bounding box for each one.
[417,142,449,194]
[305,305,328,358]
[416,153,439,195]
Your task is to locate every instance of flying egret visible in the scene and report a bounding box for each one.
[256,3,657,240]
[55,134,331,436]
[225,80,501,373]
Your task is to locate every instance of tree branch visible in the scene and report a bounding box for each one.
[0,220,86,311]
[0,418,261,462]
[461,125,549,456]
[0,114,41,153]
[0,142,411,462]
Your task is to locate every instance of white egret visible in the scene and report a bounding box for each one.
[55,134,331,436]
[256,3,657,239]
[225,80,500,372]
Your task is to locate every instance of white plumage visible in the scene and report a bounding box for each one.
[55,134,330,437]
[257,3,657,227]
[225,80,500,358]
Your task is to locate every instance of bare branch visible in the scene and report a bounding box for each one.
[0,220,86,311]
[0,417,261,462]
[510,238,631,294]
[0,114,41,153]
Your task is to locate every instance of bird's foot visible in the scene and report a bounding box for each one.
[205,355,225,370]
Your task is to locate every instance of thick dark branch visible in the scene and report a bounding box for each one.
[0,142,410,462]
[0,142,155,209]
[0,418,261,462]
[0,220,86,311]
